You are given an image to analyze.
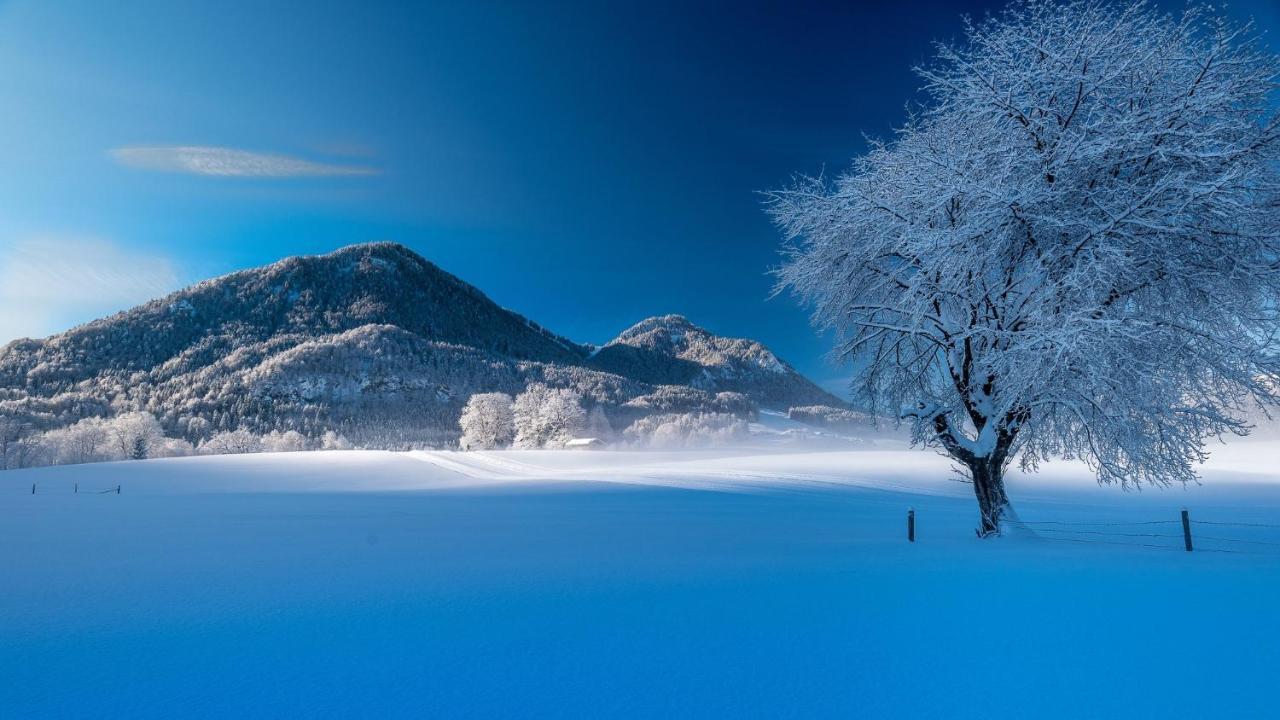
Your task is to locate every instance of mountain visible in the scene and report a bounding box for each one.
[0,243,840,447]
[588,315,842,409]
[0,242,583,385]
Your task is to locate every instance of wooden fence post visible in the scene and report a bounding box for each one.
[907,508,916,543]
[31,483,35,495]
[1181,508,1193,552]
[75,483,78,494]
[116,484,121,495]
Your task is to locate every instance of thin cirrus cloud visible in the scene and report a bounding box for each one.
[110,145,378,177]
[0,236,182,345]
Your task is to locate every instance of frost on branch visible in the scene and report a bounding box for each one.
[769,1,1280,528]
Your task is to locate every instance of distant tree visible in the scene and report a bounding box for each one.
[47,417,111,465]
[105,412,165,461]
[262,430,309,453]
[788,406,870,432]
[0,417,49,470]
[513,384,586,449]
[624,412,749,449]
[459,393,515,450]
[12,431,48,469]
[131,436,148,460]
[0,415,20,470]
[770,1,1280,535]
[201,429,262,455]
[35,415,195,467]
[157,437,195,457]
[320,430,353,450]
[185,416,212,443]
[712,392,758,421]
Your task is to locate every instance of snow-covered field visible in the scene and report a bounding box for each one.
[4,444,1280,718]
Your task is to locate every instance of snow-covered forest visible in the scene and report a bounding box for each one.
[8,382,805,467]
[0,244,847,469]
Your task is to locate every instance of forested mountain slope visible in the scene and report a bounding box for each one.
[0,244,839,447]
[589,315,842,409]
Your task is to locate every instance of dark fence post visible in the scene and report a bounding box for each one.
[1181,508,1193,552]
[907,508,916,543]
[75,483,78,494]
[31,483,35,495]
[116,484,121,495]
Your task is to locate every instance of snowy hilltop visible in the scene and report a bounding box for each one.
[589,314,839,409]
[0,243,849,463]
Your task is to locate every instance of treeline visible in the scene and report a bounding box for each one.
[0,411,355,470]
[786,405,872,432]
[458,384,753,451]
[0,383,764,469]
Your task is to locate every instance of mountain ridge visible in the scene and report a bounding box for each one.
[589,313,841,409]
[0,243,843,446]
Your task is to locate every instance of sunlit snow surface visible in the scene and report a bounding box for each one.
[4,444,1279,718]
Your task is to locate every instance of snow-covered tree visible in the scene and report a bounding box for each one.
[105,412,165,461]
[0,415,50,469]
[770,1,1280,535]
[201,428,263,455]
[623,412,749,449]
[513,384,586,449]
[320,430,353,450]
[459,393,515,450]
[6,431,46,469]
[262,430,309,453]
[46,417,111,465]
[157,437,195,458]
[185,416,212,443]
[37,414,192,466]
[0,415,21,470]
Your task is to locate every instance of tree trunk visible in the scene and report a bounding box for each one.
[928,412,1019,537]
[967,457,1011,537]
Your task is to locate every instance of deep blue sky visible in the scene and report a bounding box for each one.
[2,0,1276,395]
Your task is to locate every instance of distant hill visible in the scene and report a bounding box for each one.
[0,243,841,446]
[589,315,843,409]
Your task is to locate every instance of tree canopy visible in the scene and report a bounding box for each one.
[771,0,1280,532]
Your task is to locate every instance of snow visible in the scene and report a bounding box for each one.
[4,444,1280,718]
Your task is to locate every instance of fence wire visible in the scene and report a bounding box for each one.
[1008,515,1279,555]
[1017,519,1180,527]
[1191,519,1280,529]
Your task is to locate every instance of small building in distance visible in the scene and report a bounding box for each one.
[565,437,606,450]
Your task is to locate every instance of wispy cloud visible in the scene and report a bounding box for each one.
[0,236,181,344]
[110,145,377,177]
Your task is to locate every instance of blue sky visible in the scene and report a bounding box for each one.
[2,0,1277,395]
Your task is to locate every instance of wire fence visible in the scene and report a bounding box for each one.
[16,481,1280,555]
[1005,514,1280,554]
[22,482,121,495]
